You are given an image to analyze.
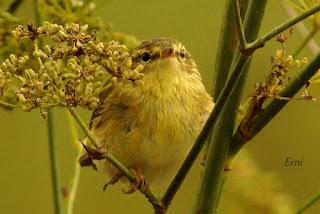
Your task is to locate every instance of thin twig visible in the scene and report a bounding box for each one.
[66,107,162,210]
[0,99,20,108]
[281,2,320,56]
[294,190,320,214]
[233,0,247,48]
[67,107,134,179]
[245,3,320,51]
[67,107,100,148]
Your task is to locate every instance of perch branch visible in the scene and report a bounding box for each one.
[245,3,320,51]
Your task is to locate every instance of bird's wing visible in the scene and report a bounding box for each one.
[80,79,114,168]
[89,78,114,129]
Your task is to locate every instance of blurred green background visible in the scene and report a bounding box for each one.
[1,0,320,213]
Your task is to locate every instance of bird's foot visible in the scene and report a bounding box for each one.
[78,142,107,169]
[102,172,123,191]
[80,142,108,160]
[103,165,145,194]
[123,166,145,194]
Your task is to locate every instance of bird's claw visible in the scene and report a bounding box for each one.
[103,172,124,191]
[80,142,107,160]
[103,165,145,194]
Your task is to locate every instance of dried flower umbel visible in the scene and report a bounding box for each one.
[0,22,143,112]
[239,36,309,140]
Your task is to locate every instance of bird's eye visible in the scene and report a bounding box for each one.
[141,52,151,62]
[179,51,185,59]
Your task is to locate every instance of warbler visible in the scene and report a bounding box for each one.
[83,37,214,191]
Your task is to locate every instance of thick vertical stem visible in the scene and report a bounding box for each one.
[212,0,239,100]
[194,1,268,213]
[194,54,250,214]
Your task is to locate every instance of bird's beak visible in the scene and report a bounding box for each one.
[160,47,175,59]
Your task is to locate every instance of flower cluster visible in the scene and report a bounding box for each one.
[0,22,143,112]
[239,43,310,139]
[253,47,308,100]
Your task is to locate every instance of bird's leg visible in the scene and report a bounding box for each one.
[80,141,108,160]
[123,166,145,194]
[103,165,145,194]
[79,142,146,194]
[102,172,123,191]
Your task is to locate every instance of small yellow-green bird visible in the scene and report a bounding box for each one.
[84,37,214,191]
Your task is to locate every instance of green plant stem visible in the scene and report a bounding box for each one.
[161,53,250,211]
[67,107,100,148]
[0,99,19,108]
[293,27,318,57]
[242,0,268,43]
[193,54,250,214]
[233,0,247,48]
[67,107,134,179]
[194,1,268,213]
[212,0,239,100]
[206,0,244,169]
[161,1,268,210]
[194,1,267,213]
[66,110,81,214]
[229,52,320,158]
[66,107,161,209]
[201,1,249,187]
[6,0,24,14]
[33,0,62,214]
[47,108,62,214]
[245,3,320,51]
[294,190,320,214]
